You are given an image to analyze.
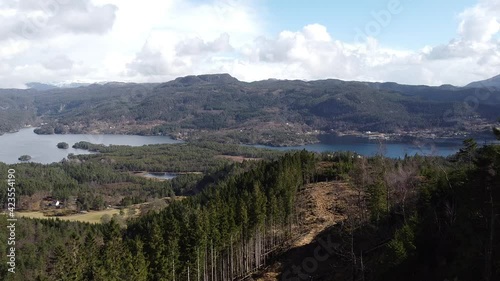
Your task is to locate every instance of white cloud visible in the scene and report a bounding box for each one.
[126,39,181,77]
[458,0,500,43]
[51,3,117,35]
[227,0,499,86]
[0,0,117,41]
[418,0,499,83]
[0,39,29,59]
[0,0,498,88]
[176,33,233,56]
[42,55,74,70]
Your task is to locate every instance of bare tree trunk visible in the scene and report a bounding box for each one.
[205,246,208,281]
[230,236,234,280]
[211,241,214,281]
[351,231,357,281]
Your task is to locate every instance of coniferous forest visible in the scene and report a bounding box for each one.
[0,151,314,281]
[0,135,499,281]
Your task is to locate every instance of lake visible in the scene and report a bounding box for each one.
[252,135,480,158]
[0,128,183,164]
[143,173,178,180]
[0,129,491,165]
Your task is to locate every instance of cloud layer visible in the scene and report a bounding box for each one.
[0,0,498,88]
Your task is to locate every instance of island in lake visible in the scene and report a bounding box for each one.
[18,155,32,161]
[57,142,69,149]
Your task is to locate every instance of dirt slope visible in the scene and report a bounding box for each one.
[254,181,360,281]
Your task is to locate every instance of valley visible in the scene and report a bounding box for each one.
[1,74,499,146]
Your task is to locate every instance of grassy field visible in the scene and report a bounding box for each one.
[14,196,182,224]
[17,208,122,224]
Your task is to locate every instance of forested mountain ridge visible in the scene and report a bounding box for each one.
[1,74,499,145]
[0,90,36,134]
[466,74,500,89]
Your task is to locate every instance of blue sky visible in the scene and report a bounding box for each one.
[0,0,499,88]
[264,0,477,48]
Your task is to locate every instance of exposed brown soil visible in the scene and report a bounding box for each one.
[292,181,355,248]
[253,181,360,281]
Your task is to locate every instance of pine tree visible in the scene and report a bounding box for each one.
[48,245,69,281]
[147,220,169,281]
[100,221,124,281]
[122,239,148,281]
[81,231,100,281]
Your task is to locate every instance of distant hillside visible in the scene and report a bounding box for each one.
[26,82,58,91]
[26,82,93,90]
[466,74,500,89]
[2,74,500,145]
[0,89,36,134]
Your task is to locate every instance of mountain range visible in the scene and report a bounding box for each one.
[26,74,500,91]
[1,74,499,145]
[465,74,500,89]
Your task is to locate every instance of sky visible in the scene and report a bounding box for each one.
[0,0,499,88]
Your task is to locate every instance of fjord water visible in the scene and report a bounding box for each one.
[254,135,468,158]
[0,128,473,165]
[0,128,183,164]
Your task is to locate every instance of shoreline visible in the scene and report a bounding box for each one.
[5,126,497,148]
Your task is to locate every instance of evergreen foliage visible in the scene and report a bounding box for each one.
[2,139,500,281]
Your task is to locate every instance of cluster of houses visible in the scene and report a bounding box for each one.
[42,196,64,209]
